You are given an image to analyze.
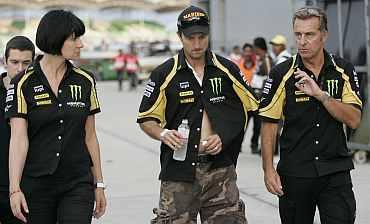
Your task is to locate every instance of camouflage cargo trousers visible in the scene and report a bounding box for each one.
[151,164,247,224]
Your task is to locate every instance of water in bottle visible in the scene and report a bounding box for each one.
[173,119,190,161]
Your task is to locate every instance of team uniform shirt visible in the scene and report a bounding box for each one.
[5,56,100,178]
[137,49,259,182]
[0,73,10,191]
[259,50,362,177]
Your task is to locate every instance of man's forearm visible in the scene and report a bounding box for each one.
[261,122,278,171]
[316,91,361,129]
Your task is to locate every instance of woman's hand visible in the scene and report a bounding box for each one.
[10,190,29,222]
[94,188,107,219]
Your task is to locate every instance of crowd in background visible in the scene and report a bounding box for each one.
[225,35,291,154]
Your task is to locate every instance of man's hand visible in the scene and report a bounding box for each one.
[264,168,284,196]
[159,129,184,151]
[94,188,107,219]
[10,191,28,223]
[202,134,223,155]
[294,68,323,98]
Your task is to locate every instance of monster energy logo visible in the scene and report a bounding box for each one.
[69,85,82,101]
[326,80,338,96]
[209,78,222,95]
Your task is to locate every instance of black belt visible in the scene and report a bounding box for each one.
[197,154,212,163]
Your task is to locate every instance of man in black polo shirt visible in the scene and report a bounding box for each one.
[137,5,258,224]
[260,7,361,224]
[0,36,34,224]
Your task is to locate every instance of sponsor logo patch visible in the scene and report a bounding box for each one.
[69,85,82,101]
[36,100,52,106]
[326,79,338,96]
[33,85,44,93]
[294,90,305,95]
[209,78,222,95]
[179,91,194,97]
[180,98,195,104]
[34,93,50,100]
[179,81,190,89]
[295,97,310,102]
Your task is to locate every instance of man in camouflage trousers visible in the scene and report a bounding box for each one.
[137,5,258,224]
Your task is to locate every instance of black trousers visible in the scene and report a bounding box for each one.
[0,190,23,224]
[246,111,261,150]
[279,171,356,224]
[21,172,95,224]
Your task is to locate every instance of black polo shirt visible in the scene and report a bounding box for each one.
[0,73,10,191]
[5,56,100,178]
[137,49,259,182]
[259,50,362,177]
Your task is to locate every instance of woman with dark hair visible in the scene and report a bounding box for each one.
[5,10,106,223]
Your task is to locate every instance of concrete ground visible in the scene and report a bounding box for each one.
[92,81,370,224]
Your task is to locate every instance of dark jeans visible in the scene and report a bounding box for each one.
[21,172,95,224]
[0,190,23,224]
[279,171,356,224]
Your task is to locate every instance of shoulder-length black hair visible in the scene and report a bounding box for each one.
[36,9,85,55]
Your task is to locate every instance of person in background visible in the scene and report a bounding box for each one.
[269,35,292,156]
[137,5,258,224]
[6,10,106,223]
[249,37,273,153]
[229,45,242,65]
[270,34,291,65]
[113,49,126,91]
[260,7,361,224]
[238,43,256,84]
[125,44,141,91]
[0,36,35,224]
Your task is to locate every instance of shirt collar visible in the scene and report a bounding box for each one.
[177,48,216,71]
[295,49,336,70]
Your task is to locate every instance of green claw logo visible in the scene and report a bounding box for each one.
[209,78,222,95]
[69,85,82,101]
[326,80,338,96]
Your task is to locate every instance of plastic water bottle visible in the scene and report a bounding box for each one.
[173,119,190,161]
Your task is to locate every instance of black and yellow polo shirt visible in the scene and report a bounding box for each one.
[0,73,11,191]
[137,49,259,182]
[5,56,100,178]
[259,50,362,177]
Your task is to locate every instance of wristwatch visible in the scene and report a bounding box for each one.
[96,182,106,189]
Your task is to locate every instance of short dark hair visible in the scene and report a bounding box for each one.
[36,10,85,55]
[242,43,253,50]
[253,37,268,51]
[5,36,35,61]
